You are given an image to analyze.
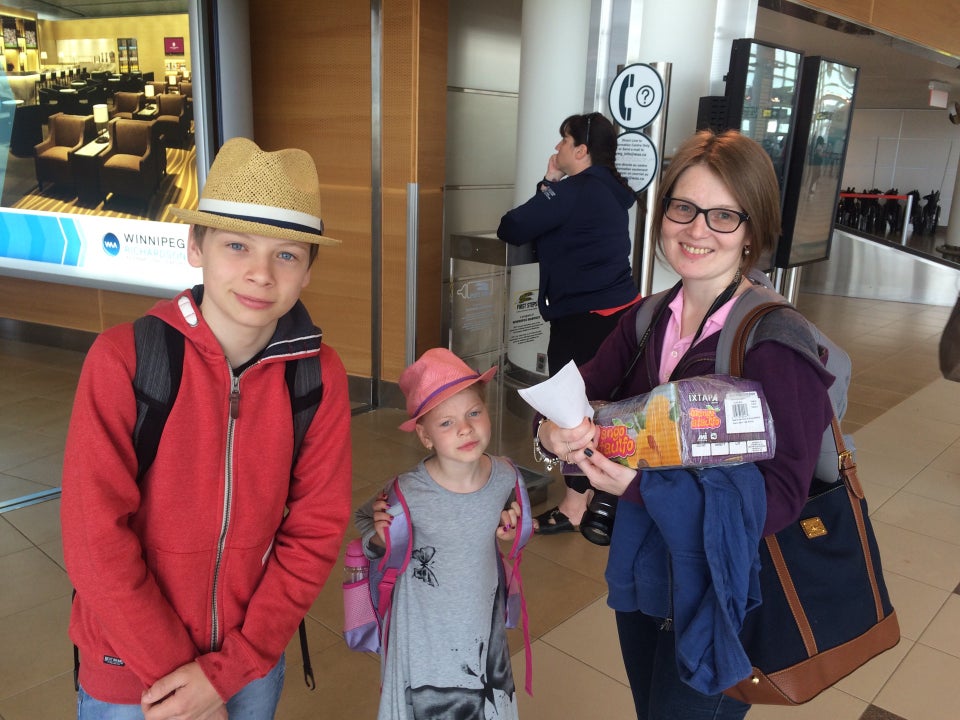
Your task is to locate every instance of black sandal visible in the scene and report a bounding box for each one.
[533,506,576,535]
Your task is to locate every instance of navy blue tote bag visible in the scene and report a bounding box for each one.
[723,306,900,705]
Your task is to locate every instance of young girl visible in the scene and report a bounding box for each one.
[354,348,522,720]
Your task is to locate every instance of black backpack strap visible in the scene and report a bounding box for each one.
[283,353,323,690]
[132,315,184,482]
[73,316,186,689]
[284,355,323,463]
[72,588,79,690]
[298,621,315,690]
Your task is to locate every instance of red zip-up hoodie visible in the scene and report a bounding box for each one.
[61,287,352,704]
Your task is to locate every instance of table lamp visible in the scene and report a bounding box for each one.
[40,51,47,68]
[93,104,109,143]
[145,84,155,101]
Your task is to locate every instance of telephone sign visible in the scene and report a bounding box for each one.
[608,64,664,130]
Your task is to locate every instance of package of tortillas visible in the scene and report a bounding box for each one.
[565,374,776,473]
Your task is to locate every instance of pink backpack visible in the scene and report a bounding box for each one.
[342,461,534,694]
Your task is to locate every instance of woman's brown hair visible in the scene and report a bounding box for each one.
[651,130,781,274]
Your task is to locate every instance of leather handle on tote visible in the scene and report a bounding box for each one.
[729,302,783,377]
[729,302,886,630]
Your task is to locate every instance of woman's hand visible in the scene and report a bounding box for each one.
[540,418,637,496]
[539,417,595,461]
[544,154,563,182]
[569,447,638,498]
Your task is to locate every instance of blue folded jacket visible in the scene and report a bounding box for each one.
[606,464,766,695]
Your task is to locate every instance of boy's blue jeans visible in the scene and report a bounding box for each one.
[77,654,285,720]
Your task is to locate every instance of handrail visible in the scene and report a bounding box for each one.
[837,193,914,245]
[838,192,908,200]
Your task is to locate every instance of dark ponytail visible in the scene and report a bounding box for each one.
[559,112,637,197]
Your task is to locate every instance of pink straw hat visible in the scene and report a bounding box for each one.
[398,348,498,432]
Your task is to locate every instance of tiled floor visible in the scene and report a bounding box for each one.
[0,291,958,720]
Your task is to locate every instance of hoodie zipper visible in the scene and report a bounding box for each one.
[210,371,240,652]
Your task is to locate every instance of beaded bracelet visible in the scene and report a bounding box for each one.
[532,417,561,471]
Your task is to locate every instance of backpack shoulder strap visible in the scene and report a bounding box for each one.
[503,458,533,559]
[132,315,184,483]
[367,477,410,659]
[616,284,680,400]
[379,479,413,583]
[726,301,789,377]
[284,353,324,463]
[716,279,832,389]
[714,285,790,376]
[283,351,323,690]
[633,285,677,342]
[501,458,534,695]
[77,317,185,690]
[132,317,324,480]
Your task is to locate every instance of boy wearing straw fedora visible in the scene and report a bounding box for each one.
[61,138,352,719]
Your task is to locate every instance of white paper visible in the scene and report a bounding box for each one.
[517,360,594,428]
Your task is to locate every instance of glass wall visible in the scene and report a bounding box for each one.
[0,5,202,295]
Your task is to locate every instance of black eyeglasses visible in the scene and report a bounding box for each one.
[663,197,749,233]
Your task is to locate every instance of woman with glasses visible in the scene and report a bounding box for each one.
[497,112,640,536]
[533,130,835,719]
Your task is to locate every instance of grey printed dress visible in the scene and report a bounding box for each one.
[354,456,520,720]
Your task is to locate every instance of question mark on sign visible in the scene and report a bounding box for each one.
[636,85,654,108]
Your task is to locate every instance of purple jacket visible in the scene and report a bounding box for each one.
[580,296,835,536]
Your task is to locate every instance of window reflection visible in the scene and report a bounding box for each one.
[726,40,804,199]
[0,8,196,222]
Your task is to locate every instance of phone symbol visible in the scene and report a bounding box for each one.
[619,73,634,122]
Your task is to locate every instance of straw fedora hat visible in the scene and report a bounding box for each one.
[398,348,498,432]
[171,137,340,246]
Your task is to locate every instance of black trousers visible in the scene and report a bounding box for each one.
[547,307,631,493]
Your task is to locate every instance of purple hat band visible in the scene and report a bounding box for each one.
[409,373,481,419]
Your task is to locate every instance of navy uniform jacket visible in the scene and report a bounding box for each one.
[497,165,638,321]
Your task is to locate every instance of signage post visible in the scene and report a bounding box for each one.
[608,62,670,296]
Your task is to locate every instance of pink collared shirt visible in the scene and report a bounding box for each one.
[658,288,738,384]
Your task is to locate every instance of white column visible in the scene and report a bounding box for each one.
[512,0,591,205]
[506,0,592,376]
